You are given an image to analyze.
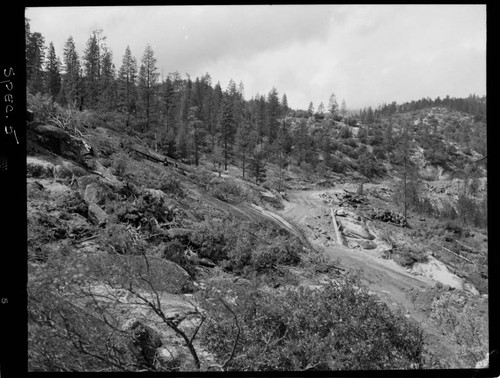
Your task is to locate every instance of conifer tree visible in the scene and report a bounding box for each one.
[317,102,325,116]
[217,96,237,171]
[340,99,347,118]
[83,31,101,109]
[307,101,314,117]
[99,47,116,111]
[281,93,289,115]
[118,46,138,121]
[138,44,159,131]
[61,36,81,108]
[249,144,267,184]
[234,111,255,178]
[45,42,61,100]
[392,121,420,221]
[26,31,46,94]
[266,87,281,143]
[328,93,338,118]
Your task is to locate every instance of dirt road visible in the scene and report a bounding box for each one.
[279,189,460,367]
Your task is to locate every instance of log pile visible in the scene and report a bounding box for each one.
[369,208,408,227]
[320,190,367,207]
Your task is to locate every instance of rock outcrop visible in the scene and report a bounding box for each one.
[87,203,109,226]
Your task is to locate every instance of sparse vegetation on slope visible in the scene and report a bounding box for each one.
[25,18,487,371]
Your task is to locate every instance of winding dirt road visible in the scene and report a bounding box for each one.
[278,189,460,367]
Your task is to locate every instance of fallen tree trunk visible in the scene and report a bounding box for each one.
[131,144,166,164]
[331,208,345,246]
[441,246,473,264]
[131,144,192,175]
[454,239,477,253]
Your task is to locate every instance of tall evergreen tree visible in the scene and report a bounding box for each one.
[249,144,267,184]
[340,99,347,118]
[117,45,138,119]
[209,82,223,150]
[61,36,81,108]
[307,101,315,117]
[317,102,325,116]
[294,118,311,167]
[99,47,116,111]
[281,93,289,115]
[138,44,160,131]
[83,31,101,108]
[26,31,46,94]
[217,96,237,171]
[392,121,420,221]
[234,111,255,178]
[45,42,61,100]
[328,93,339,119]
[266,87,281,143]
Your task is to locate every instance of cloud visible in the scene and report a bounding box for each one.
[26,5,486,110]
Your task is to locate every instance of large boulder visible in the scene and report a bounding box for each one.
[339,218,375,240]
[53,164,73,180]
[32,124,89,162]
[54,161,87,179]
[358,240,378,250]
[66,212,92,238]
[163,241,187,266]
[27,156,55,178]
[87,203,109,226]
[84,182,112,205]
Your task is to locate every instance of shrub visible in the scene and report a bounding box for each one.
[430,292,488,367]
[110,152,129,177]
[159,177,184,198]
[27,92,59,124]
[199,278,426,371]
[373,145,386,159]
[344,138,358,148]
[100,223,138,254]
[189,220,235,264]
[326,155,347,173]
[393,245,428,268]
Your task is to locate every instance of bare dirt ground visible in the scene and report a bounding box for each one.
[278,189,462,367]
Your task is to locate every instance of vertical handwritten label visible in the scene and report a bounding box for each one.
[1,67,17,145]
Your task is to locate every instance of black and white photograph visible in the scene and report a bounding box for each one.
[21,4,488,373]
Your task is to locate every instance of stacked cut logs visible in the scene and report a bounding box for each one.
[370,209,408,227]
[320,190,366,206]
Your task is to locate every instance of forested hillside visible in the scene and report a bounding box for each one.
[26,19,488,372]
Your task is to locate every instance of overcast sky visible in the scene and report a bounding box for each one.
[26,5,486,111]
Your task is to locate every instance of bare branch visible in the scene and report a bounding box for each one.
[218,297,241,371]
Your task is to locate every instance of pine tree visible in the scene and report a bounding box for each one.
[188,106,204,165]
[266,87,281,143]
[234,111,255,178]
[281,93,289,115]
[99,47,116,111]
[340,99,347,118]
[217,96,236,171]
[26,31,46,94]
[83,31,101,109]
[307,101,315,117]
[249,144,267,184]
[328,93,338,118]
[138,44,159,131]
[45,42,61,100]
[256,94,267,146]
[317,102,325,115]
[294,119,311,167]
[392,121,420,221]
[118,45,138,119]
[61,36,81,108]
